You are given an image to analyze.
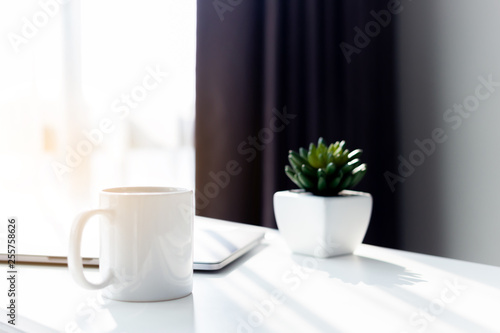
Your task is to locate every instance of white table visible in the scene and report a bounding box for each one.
[1,219,500,333]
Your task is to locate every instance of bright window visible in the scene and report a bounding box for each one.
[0,0,196,248]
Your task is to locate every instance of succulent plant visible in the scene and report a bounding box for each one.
[285,137,367,196]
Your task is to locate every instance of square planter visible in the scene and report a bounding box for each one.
[273,190,372,258]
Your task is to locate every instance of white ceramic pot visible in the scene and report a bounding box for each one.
[273,190,373,258]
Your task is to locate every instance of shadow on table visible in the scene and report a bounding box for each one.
[291,253,426,288]
[236,253,495,333]
[289,253,498,333]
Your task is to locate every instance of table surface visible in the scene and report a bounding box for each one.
[1,218,500,333]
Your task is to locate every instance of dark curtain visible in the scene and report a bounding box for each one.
[196,0,400,248]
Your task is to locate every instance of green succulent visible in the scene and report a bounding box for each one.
[285,137,367,196]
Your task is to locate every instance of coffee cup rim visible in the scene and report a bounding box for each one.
[101,186,192,195]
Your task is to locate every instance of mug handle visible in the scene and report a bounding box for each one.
[68,209,113,289]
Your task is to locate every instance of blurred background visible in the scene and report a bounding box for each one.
[1,0,500,266]
[398,0,500,266]
[0,0,196,251]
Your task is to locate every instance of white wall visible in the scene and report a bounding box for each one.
[398,0,500,266]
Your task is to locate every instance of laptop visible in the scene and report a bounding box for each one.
[0,215,265,271]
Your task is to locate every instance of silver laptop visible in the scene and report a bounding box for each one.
[0,215,265,271]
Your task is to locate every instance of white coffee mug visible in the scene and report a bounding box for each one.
[68,186,193,302]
